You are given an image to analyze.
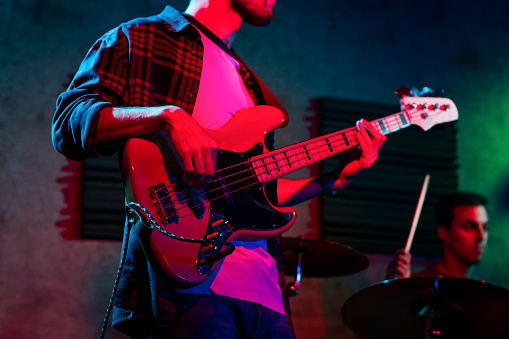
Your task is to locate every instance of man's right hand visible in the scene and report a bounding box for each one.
[386,248,412,279]
[163,107,217,189]
[97,105,217,189]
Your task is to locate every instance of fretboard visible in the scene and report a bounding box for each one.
[250,111,412,183]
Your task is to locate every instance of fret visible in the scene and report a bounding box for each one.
[382,112,411,133]
[250,109,420,183]
[252,130,357,183]
[387,116,397,132]
[316,139,331,159]
[261,157,269,173]
[264,156,279,178]
[374,112,412,135]
[378,120,388,134]
[251,158,269,182]
[273,151,291,175]
[399,113,410,127]
[325,137,334,153]
[308,139,328,163]
[285,147,301,169]
[283,151,292,168]
[303,144,312,161]
[341,132,350,146]
[271,155,280,172]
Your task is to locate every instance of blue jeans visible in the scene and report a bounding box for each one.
[169,294,294,339]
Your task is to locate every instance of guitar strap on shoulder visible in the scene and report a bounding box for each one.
[182,13,237,59]
[182,13,289,127]
[233,51,289,128]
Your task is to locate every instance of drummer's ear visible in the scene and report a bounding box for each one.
[437,224,450,242]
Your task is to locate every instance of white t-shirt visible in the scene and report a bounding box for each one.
[175,28,285,315]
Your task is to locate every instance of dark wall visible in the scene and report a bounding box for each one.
[1,1,508,338]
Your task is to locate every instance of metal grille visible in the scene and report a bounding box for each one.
[81,156,125,240]
[317,97,458,256]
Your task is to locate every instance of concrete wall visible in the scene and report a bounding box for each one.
[1,0,509,338]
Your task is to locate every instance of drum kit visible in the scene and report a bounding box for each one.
[282,236,509,339]
[282,237,369,295]
[283,176,509,338]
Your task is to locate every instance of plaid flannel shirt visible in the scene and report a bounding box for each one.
[52,5,292,338]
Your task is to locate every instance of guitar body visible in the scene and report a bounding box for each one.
[121,97,459,287]
[121,106,296,287]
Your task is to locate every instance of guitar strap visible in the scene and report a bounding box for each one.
[234,52,289,128]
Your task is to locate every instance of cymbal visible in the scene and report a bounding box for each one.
[342,277,509,339]
[282,237,369,277]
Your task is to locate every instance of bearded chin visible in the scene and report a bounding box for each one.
[230,0,274,26]
[245,13,273,26]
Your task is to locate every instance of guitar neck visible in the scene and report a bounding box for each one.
[250,110,412,183]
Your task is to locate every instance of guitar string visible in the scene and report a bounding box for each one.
[154,126,359,205]
[149,130,359,221]
[151,109,422,220]
[171,109,411,194]
[175,111,400,195]
[158,103,451,220]
[241,106,447,182]
[159,104,452,222]
[166,102,450,203]
[148,109,426,221]
[157,106,446,222]
[161,110,412,205]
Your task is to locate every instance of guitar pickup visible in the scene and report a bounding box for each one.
[149,183,179,225]
[196,213,233,274]
[215,171,233,204]
[183,186,205,217]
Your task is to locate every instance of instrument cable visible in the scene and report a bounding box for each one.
[99,201,235,339]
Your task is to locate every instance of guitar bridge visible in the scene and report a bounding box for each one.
[149,183,179,225]
[196,213,233,274]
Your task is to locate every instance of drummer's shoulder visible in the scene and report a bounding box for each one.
[412,265,484,280]
[411,264,447,278]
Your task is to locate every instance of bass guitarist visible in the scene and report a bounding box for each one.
[52,0,386,338]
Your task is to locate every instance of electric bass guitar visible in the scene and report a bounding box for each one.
[121,96,458,287]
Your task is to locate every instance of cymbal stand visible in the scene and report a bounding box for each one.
[286,238,304,296]
[421,277,441,338]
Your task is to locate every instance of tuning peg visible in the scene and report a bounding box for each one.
[395,86,412,98]
[420,87,434,97]
[421,87,445,97]
[410,87,422,97]
[397,86,446,99]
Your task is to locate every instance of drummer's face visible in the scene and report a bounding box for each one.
[442,204,489,265]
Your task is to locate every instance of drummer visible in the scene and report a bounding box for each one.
[386,192,489,279]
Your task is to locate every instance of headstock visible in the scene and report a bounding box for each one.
[401,96,458,131]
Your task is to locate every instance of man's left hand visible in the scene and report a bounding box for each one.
[330,119,386,190]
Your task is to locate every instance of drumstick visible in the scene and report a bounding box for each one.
[404,174,431,253]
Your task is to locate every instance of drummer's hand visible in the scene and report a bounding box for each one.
[386,248,412,279]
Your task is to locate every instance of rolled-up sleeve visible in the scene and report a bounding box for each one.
[52,26,129,161]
